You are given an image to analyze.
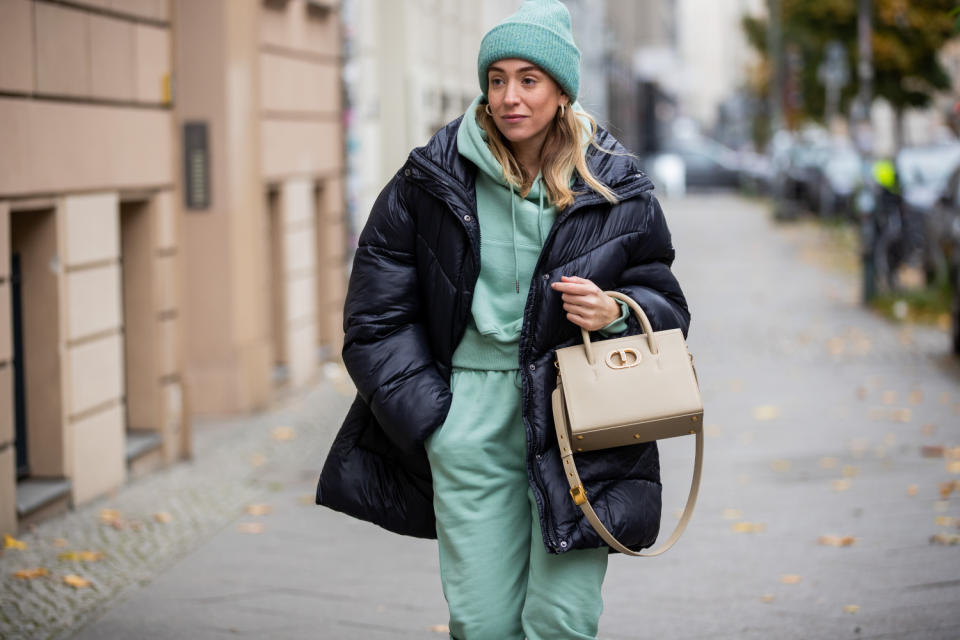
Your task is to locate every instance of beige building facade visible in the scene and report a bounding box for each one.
[0,0,346,535]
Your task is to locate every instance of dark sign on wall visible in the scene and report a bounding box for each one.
[183,122,210,210]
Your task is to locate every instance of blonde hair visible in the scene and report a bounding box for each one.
[476,103,618,211]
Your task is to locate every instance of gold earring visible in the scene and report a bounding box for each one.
[559,103,566,117]
[485,104,493,116]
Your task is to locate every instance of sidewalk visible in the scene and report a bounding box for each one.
[3,192,960,639]
[0,369,359,640]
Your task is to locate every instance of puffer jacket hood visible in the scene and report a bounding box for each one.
[317,115,689,555]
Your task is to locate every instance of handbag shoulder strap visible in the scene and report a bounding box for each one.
[552,382,703,557]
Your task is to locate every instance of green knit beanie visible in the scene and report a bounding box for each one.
[478,0,581,101]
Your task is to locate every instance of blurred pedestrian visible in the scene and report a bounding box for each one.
[317,1,690,638]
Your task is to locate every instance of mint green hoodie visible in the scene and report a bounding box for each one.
[452,96,628,371]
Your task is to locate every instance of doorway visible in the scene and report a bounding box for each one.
[10,207,64,480]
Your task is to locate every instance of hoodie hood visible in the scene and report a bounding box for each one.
[456,95,550,202]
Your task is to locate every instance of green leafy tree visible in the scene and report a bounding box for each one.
[743,0,957,148]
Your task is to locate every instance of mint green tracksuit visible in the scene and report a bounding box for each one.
[423,98,629,640]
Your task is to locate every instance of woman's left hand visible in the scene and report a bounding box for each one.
[550,275,621,331]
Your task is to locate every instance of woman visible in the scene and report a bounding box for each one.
[317,1,690,638]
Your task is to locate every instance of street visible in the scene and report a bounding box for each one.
[3,192,959,640]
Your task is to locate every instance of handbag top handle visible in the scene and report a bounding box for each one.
[580,291,659,365]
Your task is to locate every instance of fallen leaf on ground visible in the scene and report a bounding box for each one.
[947,461,960,474]
[842,466,859,478]
[921,424,937,437]
[14,568,49,579]
[99,509,121,524]
[882,390,897,405]
[52,538,68,547]
[3,534,26,550]
[890,408,912,423]
[856,387,868,401]
[59,551,104,562]
[818,535,856,547]
[770,460,792,473]
[819,457,839,469]
[909,391,923,405]
[922,446,945,458]
[153,512,173,523]
[245,504,273,516]
[271,426,296,441]
[429,625,450,633]
[753,406,780,421]
[63,574,92,588]
[906,485,919,496]
[939,481,959,499]
[760,594,775,603]
[732,522,766,533]
[832,479,852,492]
[827,337,845,356]
[947,447,960,460]
[781,574,802,584]
[249,453,267,467]
[844,605,860,614]
[930,532,960,545]
[237,522,264,534]
[935,516,956,527]
[722,509,743,520]
[298,494,314,505]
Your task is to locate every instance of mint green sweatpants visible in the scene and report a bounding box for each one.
[425,367,608,640]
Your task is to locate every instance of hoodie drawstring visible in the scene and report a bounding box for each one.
[510,177,546,294]
[538,178,545,246]
[510,183,520,294]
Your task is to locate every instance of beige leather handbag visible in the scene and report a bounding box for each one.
[552,291,703,556]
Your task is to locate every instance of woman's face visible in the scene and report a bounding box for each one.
[486,59,568,153]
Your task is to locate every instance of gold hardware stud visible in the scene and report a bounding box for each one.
[691,415,698,422]
[576,435,584,440]
[634,433,641,439]
[576,447,583,452]
[569,485,587,506]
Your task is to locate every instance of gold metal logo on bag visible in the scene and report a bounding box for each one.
[605,348,640,369]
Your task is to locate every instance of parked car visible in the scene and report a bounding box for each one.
[931,163,960,355]
[737,150,774,195]
[808,143,863,218]
[896,143,960,283]
[659,135,741,189]
[771,131,851,218]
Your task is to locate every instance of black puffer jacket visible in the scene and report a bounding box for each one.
[316,117,690,554]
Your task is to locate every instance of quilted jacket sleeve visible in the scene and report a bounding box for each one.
[615,194,691,337]
[342,175,452,454]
